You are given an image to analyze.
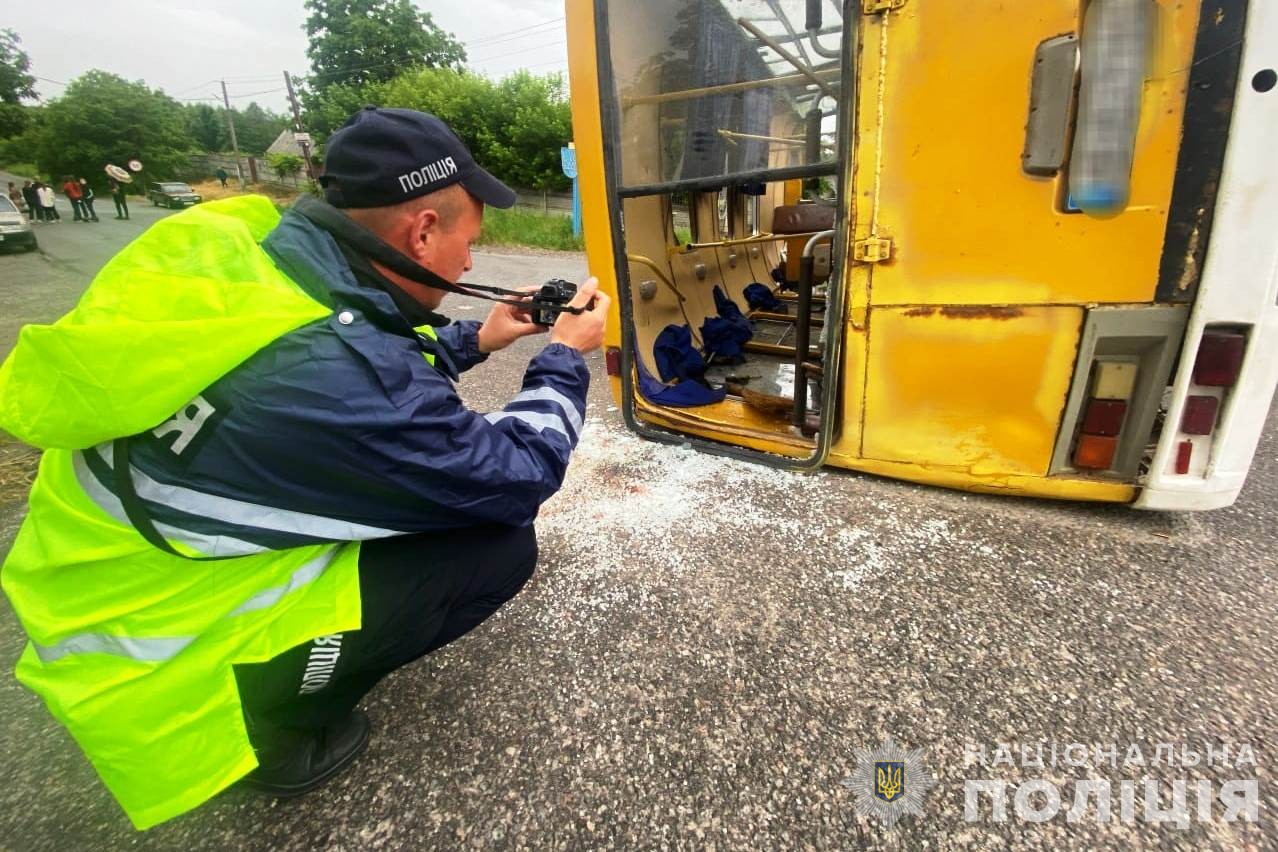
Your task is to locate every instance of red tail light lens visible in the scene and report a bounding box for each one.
[604,347,621,377]
[1192,332,1245,387]
[1180,395,1220,435]
[1081,399,1127,436]
[1175,440,1193,475]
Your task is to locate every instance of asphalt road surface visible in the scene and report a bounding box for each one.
[1,176,1274,850]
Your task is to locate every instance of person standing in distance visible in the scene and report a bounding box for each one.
[109,177,130,219]
[78,178,100,222]
[34,181,59,222]
[21,180,39,221]
[61,175,85,221]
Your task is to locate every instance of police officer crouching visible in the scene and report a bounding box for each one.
[0,107,608,829]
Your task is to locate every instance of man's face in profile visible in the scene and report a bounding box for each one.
[414,193,484,310]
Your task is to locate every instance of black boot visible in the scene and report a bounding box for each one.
[240,709,371,796]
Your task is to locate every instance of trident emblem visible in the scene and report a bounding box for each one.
[874,761,905,802]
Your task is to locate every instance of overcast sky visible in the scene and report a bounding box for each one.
[8,0,570,115]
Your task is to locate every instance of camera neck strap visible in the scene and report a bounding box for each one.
[291,195,587,318]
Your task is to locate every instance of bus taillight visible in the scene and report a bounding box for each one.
[1169,327,1250,477]
[1180,396,1219,435]
[605,347,621,377]
[1073,361,1136,471]
[1191,332,1245,388]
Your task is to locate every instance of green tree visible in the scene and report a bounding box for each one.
[303,0,466,89]
[233,102,290,155]
[0,29,38,139]
[376,67,572,192]
[300,76,389,141]
[378,67,497,159]
[267,151,305,185]
[489,72,573,191]
[0,103,42,167]
[34,71,191,189]
[185,103,224,152]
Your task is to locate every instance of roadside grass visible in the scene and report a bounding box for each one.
[174,184,584,253]
[0,162,38,178]
[187,179,302,204]
[478,207,583,252]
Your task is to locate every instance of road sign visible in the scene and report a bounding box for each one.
[561,146,581,237]
[105,164,132,183]
[294,132,312,144]
[127,160,143,172]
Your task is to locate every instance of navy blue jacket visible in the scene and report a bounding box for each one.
[72,208,590,556]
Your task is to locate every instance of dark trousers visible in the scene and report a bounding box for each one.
[113,195,129,218]
[82,197,98,220]
[235,523,538,733]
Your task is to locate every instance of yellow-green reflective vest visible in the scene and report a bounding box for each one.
[0,196,434,829]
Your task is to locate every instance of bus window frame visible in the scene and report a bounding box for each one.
[592,0,856,471]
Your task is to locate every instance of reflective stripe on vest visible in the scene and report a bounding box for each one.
[30,548,339,664]
[74,443,410,557]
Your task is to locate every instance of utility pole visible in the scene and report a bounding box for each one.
[284,71,316,181]
[219,80,246,189]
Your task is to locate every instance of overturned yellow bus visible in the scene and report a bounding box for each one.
[565,0,1278,510]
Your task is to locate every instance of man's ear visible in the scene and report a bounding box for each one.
[409,207,440,260]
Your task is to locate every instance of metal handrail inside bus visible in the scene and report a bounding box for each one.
[793,229,836,428]
[620,67,840,109]
[674,230,828,252]
[736,18,836,99]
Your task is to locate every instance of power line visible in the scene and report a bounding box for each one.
[466,16,564,46]
[305,58,435,85]
[470,38,566,65]
[220,74,287,84]
[171,79,219,96]
[466,25,563,51]
[226,87,287,99]
[277,22,568,87]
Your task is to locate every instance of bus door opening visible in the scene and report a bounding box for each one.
[600,0,848,462]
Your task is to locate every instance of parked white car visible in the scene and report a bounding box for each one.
[0,195,37,253]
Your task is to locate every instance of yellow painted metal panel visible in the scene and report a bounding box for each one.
[862,306,1083,476]
[823,451,1136,504]
[866,0,1200,307]
[829,309,869,458]
[566,0,622,355]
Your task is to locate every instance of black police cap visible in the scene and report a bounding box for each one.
[319,106,516,210]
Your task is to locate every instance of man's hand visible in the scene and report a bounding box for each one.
[477,288,545,354]
[550,277,610,354]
